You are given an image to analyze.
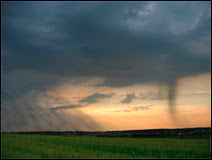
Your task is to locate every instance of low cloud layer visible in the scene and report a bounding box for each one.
[139,91,167,100]
[49,104,82,112]
[121,93,136,103]
[79,93,114,104]
[115,105,153,112]
[131,105,153,111]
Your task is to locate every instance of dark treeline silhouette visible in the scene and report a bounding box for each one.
[3,127,211,138]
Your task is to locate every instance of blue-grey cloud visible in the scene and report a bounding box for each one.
[50,104,82,111]
[115,105,153,112]
[139,91,167,100]
[121,93,136,103]
[114,109,131,112]
[131,105,153,111]
[79,93,114,104]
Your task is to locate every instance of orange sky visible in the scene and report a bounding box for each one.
[40,73,211,131]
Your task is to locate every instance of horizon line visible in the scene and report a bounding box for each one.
[2,126,211,133]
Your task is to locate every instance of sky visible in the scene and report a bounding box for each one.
[1,1,211,131]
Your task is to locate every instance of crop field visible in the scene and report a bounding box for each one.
[1,134,211,159]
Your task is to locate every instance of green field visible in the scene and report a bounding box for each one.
[1,134,211,159]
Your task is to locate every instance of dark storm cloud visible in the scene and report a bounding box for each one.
[2,1,211,129]
[1,69,80,101]
[121,93,136,103]
[79,93,114,104]
[2,1,210,84]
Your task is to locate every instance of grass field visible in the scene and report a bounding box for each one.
[1,134,211,159]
